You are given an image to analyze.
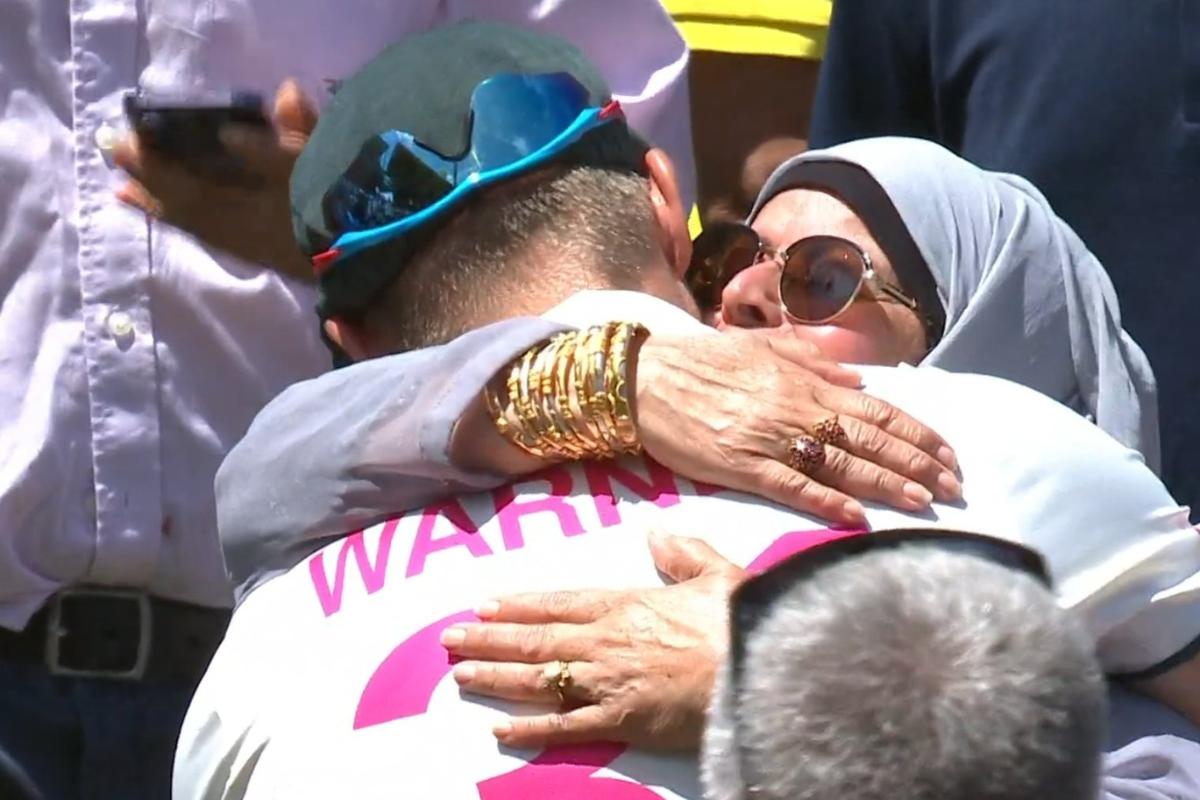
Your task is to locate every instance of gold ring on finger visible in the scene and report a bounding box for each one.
[786,435,826,475]
[542,659,573,705]
[812,415,847,447]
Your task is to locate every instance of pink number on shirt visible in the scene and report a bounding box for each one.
[351,527,861,796]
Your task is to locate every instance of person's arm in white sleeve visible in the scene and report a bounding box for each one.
[1102,734,1200,800]
[968,375,1200,728]
[438,0,697,210]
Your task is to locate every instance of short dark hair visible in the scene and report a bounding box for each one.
[347,124,661,353]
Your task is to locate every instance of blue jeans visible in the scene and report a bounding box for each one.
[0,660,195,800]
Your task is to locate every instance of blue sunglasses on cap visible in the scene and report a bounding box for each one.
[312,72,624,272]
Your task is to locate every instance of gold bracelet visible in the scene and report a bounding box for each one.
[607,322,647,453]
[552,334,590,455]
[484,323,646,460]
[514,345,549,456]
[586,324,623,454]
[537,333,586,458]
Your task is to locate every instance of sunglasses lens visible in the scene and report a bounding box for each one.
[320,74,598,242]
[469,73,591,169]
[780,237,866,322]
[686,223,760,310]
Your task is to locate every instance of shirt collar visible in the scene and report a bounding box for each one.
[541,290,711,335]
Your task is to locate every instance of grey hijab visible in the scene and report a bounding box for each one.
[753,137,1160,470]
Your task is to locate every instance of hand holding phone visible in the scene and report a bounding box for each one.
[113,80,320,280]
[123,90,270,182]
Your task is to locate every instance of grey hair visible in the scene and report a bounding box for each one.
[701,546,1107,800]
[360,165,660,353]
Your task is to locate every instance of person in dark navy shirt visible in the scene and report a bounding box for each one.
[809,0,1200,519]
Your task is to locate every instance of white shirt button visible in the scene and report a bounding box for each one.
[94,122,116,152]
[106,310,135,339]
[95,122,119,167]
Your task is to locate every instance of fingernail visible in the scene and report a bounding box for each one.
[842,499,866,524]
[903,482,934,508]
[937,446,959,471]
[453,664,475,684]
[492,721,513,739]
[937,471,963,500]
[475,600,499,619]
[648,528,677,552]
[440,627,465,648]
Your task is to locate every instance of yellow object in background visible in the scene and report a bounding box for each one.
[688,205,704,239]
[665,0,832,59]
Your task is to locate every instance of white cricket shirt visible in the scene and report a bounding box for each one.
[176,291,1200,799]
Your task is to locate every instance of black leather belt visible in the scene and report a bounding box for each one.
[0,588,231,685]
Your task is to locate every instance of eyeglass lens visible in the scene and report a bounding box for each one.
[778,236,866,323]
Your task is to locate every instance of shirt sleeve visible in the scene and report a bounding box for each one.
[1015,403,1200,678]
[807,0,939,148]
[976,377,1200,678]
[868,367,1200,679]
[436,0,697,210]
[216,317,567,600]
[1102,735,1200,800]
[1097,551,1200,680]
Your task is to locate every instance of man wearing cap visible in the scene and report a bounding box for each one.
[1,1,697,797]
[175,21,1200,800]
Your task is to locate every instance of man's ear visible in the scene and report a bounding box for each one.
[645,148,692,277]
[323,317,375,362]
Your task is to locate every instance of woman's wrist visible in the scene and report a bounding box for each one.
[448,390,548,476]
[450,322,650,476]
[483,322,647,461]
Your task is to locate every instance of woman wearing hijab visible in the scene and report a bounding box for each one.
[694,136,1159,467]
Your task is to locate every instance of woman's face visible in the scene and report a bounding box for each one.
[715,188,928,366]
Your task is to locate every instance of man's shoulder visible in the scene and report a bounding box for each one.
[860,365,1090,440]
[859,365,1160,508]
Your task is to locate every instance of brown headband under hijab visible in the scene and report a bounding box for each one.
[755,159,946,349]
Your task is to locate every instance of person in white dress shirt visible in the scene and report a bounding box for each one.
[0,2,697,798]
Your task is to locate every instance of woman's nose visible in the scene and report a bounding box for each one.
[720,260,785,329]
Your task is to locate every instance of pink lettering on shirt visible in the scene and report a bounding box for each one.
[584,457,681,527]
[309,518,402,617]
[406,499,491,578]
[493,467,585,551]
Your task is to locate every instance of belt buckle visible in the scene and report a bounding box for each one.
[45,588,152,680]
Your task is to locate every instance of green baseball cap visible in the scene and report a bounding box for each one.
[290,20,620,318]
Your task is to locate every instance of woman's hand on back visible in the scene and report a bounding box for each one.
[443,531,741,751]
[633,328,961,526]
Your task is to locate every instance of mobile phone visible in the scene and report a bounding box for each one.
[123,90,269,181]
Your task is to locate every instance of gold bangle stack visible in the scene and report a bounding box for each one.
[485,322,648,460]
